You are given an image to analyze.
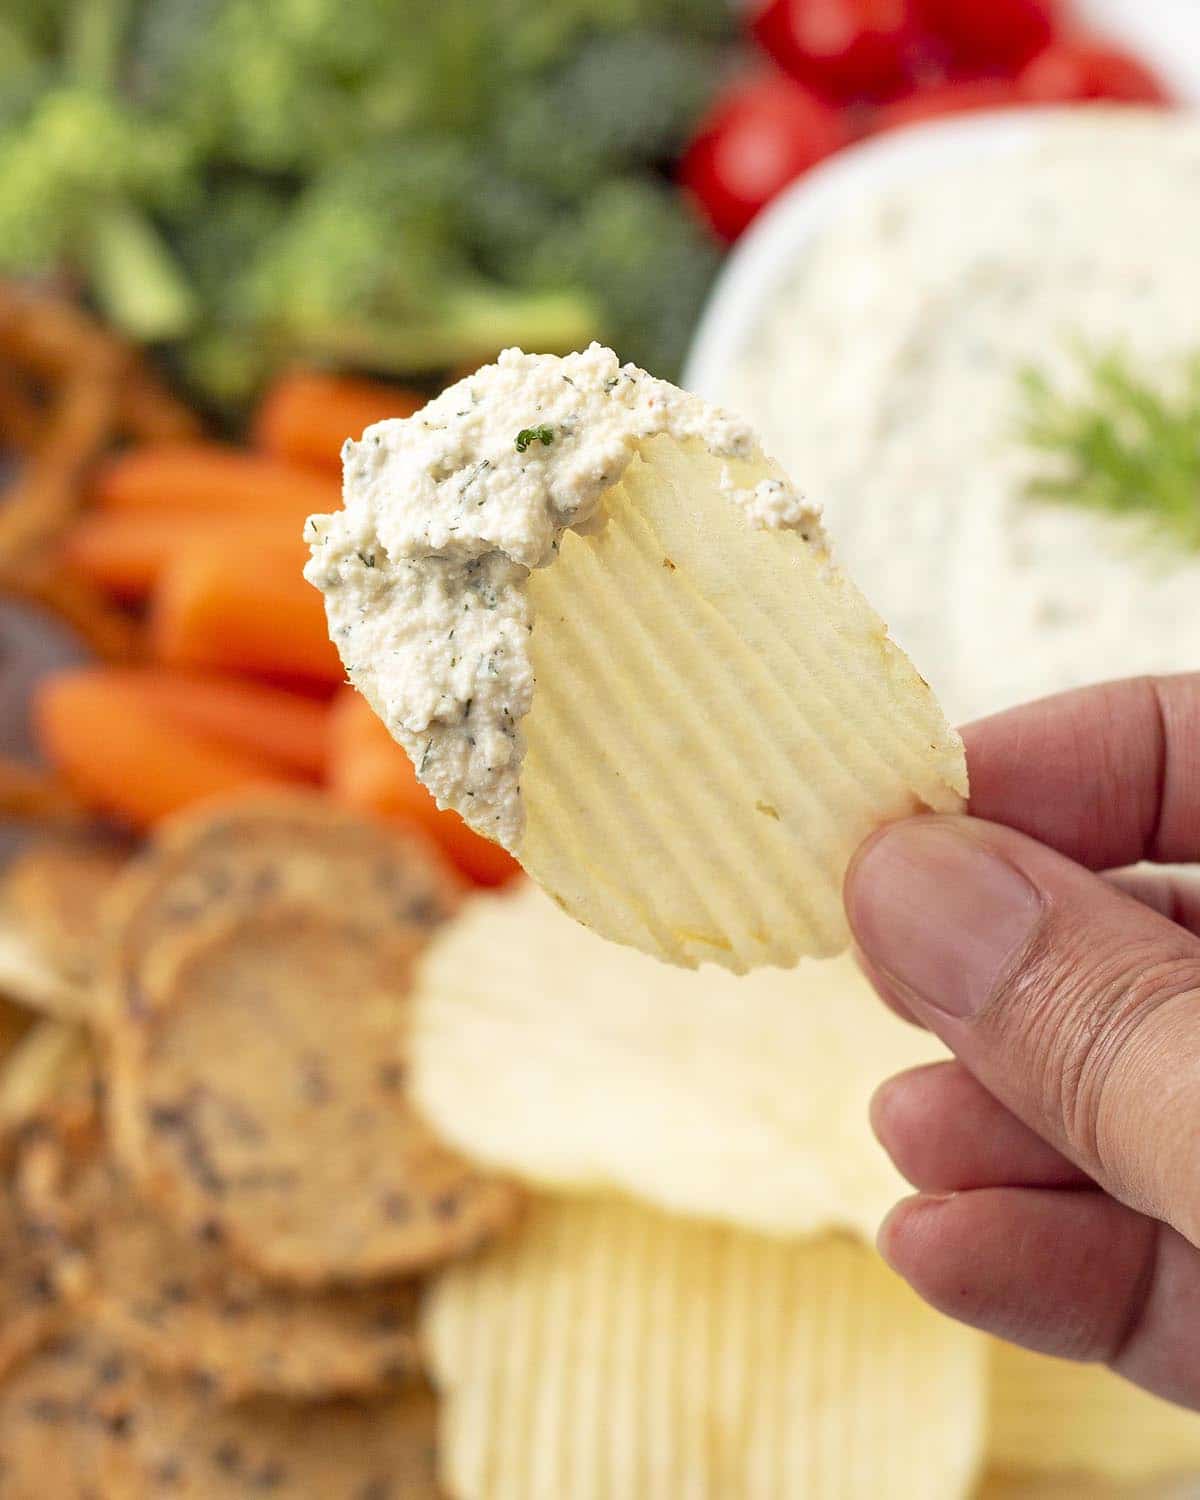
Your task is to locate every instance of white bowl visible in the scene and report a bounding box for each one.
[684,110,1047,399]
[685,1,1200,399]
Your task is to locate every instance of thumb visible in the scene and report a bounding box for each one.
[845,815,1200,1244]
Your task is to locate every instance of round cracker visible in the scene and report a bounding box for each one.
[0,1179,71,1383]
[49,1143,423,1403]
[111,903,520,1284]
[0,1327,144,1498]
[0,836,127,1012]
[0,998,32,1062]
[128,1379,442,1499]
[102,793,461,1016]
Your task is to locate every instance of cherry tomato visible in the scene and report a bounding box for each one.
[914,0,1061,71]
[874,76,1024,131]
[680,74,849,241]
[1018,38,1172,104]
[750,0,919,100]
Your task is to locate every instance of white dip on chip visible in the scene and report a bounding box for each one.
[304,343,818,850]
[718,112,1200,725]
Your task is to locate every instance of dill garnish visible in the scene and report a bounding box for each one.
[514,424,554,453]
[1020,347,1200,549]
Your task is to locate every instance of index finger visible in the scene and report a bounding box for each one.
[963,673,1200,870]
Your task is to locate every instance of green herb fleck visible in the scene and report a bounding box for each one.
[1020,346,1200,550]
[356,551,376,568]
[514,424,555,453]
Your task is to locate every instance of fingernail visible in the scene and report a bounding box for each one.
[847,820,1042,1021]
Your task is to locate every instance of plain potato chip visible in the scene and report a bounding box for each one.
[987,1341,1200,1484]
[424,1194,987,1500]
[519,435,966,970]
[412,882,943,1240]
[977,1477,1188,1498]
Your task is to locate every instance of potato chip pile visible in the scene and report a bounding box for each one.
[0,798,1195,1493]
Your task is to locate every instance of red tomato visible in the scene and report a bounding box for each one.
[1018,38,1172,104]
[874,76,1023,131]
[914,0,1061,71]
[680,74,849,241]
[750,0,919,99]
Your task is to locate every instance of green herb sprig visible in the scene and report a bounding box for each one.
[1020,347,1200,550]
[515,424,555,453]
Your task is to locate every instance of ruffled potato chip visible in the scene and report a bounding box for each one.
[424,1195,987,1500]
[519,435,966,970]
[306,347,965,974]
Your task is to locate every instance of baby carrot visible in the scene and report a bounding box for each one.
[35,669,290,831]
[91,442,338,520]
[62,511,304,602]
[151,546,341,684]
[253,369,423,472]
[88,668,329,779]
[328,688,520,887]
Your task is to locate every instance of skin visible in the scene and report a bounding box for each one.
[843,672,1200,1410]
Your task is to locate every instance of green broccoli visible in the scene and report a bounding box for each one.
[0,84,197,338]
[520,177,722,378]
[237,143,599,374]
[0,0,738,409]
[493,29,727,199]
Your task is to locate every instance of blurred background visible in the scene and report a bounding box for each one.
[2,3,1200,1497]
[0,0,1188,860]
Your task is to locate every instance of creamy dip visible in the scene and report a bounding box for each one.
[304,344,816,849]
[719,112,1200,726]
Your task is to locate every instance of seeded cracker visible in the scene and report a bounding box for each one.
[103,794,521,1284]
[0,835,127,1019]
[36,1138,423,1403]
[0,999,31,1064]
[0,1170,74,1384]
[126,1378,442,1498]
[0,1328,144,1497]
[102,793,461,1001]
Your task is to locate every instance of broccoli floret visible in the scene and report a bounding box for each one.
[521,177,722,379]
[642,0,738,40]
[2,0,736,407]
[494,29,726,199]
[138,0,366,172]
[460,169,561,286]
[172,175,292,317]
[0,84,196,337]
[238,143,599,374]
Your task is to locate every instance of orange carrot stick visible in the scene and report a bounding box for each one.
[35,670,291,831]
[328,688,520,888]
[90,443,339,520]
[253,369,424,472]
[62,511,305,602]
[151,547,341,684]
[81,668,329,779]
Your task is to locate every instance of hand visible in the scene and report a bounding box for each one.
[843,674,1200,1410]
